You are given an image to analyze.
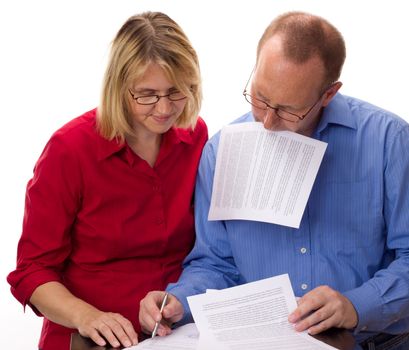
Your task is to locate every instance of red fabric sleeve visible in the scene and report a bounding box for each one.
[7,132,82,311]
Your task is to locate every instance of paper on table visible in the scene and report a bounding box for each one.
[208,122,327,228]
[125,323,199,350]
[188,274,337,350]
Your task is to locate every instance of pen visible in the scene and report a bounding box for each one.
[151,292,169,338]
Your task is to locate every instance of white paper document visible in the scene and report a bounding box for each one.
[187,274,337,350]
[208,122,327,228]
[126,323,199,349]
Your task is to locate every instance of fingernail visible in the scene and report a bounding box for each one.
[288,314,295,323]
[124,340,131,347]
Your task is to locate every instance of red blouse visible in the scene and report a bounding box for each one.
[7,109,208,350]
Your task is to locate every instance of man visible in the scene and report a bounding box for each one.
[140,11,409,349]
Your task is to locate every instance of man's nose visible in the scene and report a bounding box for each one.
[263,107,279,129]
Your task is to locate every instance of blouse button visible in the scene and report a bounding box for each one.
[301,283,308,290]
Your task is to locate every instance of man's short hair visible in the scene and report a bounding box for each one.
[257,11,346,87]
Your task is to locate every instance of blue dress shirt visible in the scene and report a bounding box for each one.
[168,93,409,335]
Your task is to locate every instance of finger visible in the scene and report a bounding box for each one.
[141,291,167,321]
[111,314,138,346]
[156,319,173,337]
[294,305,333,332]
[140,291,182,334]
[289,290,326,323]
[140,315,157,335]
[157,326,172,337]
[160,317,173,329]
[139,294,163,335]
[85,328,107,347]
[161,295,184,322]
[307,314,338,335]
[97,322,121,348]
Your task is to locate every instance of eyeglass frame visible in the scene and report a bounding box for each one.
[242,69,335,123]
[128,89,187,105]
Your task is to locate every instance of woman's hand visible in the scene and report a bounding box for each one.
[30,281,138,348]
[75,307,138,348]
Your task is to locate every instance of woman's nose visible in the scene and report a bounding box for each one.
[154,96,173,114]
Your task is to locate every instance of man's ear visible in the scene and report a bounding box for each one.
[322,81,342,107]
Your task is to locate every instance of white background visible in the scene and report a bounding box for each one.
[1,1,408,348]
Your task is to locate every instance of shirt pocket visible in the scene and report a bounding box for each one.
[312,180,385,249]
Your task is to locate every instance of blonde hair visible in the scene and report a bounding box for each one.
[97,11,202,141]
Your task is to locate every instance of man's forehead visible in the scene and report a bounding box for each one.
[255,48,325,87]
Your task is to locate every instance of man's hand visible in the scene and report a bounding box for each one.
[288,285,358,335]
[75,307,138,348]
[139,291,184,337]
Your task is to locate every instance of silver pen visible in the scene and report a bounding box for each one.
[151,292,169,338]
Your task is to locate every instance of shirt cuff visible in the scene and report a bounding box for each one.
[166,283,194,324]
[9,269,61,315]
[343,282,383,333]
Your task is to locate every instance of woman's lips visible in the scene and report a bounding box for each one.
[151,115,172,123]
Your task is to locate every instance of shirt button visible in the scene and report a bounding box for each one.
[300,247,307,254]
[301,283,308,290]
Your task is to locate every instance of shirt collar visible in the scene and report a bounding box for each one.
[97,135,126,161]
[166,125,195,145]
[316,93,357,134]
[96,125,194,162]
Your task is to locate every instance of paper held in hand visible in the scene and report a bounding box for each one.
[208,122,327,228]
[128,275,337,349]
[187,274,337,350]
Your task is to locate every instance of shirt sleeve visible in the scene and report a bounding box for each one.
[344,122,409,333]
[167,135,243,322]
[7,132,82,312]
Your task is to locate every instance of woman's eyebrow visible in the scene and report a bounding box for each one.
[132,88,157,94]
[133,86,179,94]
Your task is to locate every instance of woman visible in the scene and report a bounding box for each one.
[7,11,207,349]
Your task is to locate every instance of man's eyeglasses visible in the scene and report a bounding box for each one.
[129,89,187,105]
[243,72,331,123]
